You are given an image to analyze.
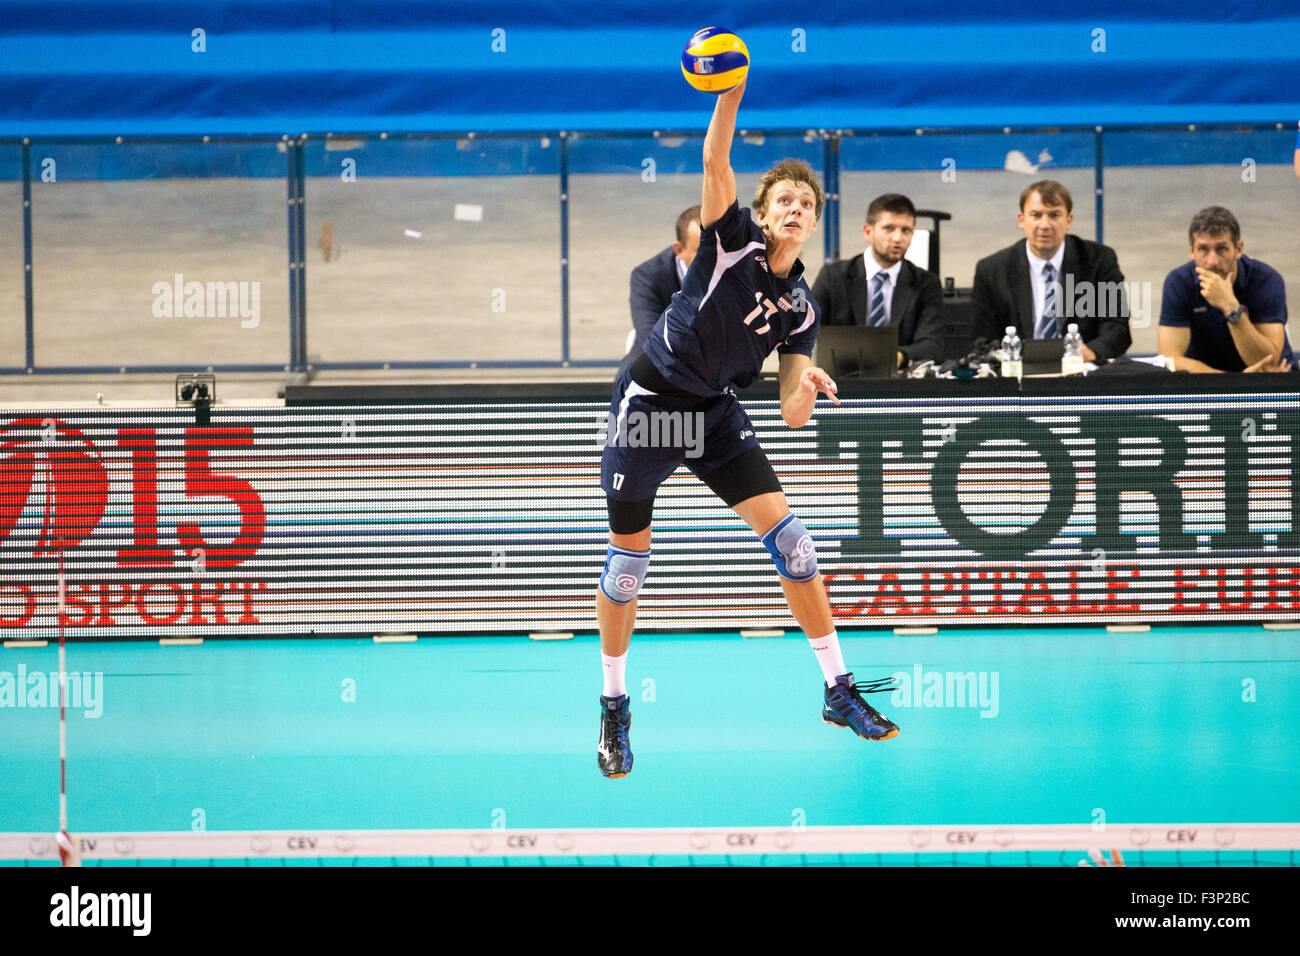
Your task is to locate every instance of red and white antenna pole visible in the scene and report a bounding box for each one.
[55,546,79,867]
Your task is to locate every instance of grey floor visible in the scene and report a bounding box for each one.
[1,162,1296,404]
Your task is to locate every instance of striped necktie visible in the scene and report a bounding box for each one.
[869,272,888,327]
[1039,263,1059,339]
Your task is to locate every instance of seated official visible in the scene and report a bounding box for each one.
[971,180,1130,361]
[811,193,944,369]
[617,205,701,378]
[1158,205,1294,373]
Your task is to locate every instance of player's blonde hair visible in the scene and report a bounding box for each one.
[754,159,824,221]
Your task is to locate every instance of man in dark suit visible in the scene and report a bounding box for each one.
[617,205,701,377]
[971,180,1130,361]
[811,193,945,369]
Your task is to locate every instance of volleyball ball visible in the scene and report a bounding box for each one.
[680,27,749,94]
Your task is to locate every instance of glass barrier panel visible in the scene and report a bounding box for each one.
[838,131,1097,298]
[567,131,826,366]
[29,141,288,369]
[1101,127,1298,357]
[303,135,560,365]
[0,146,23,369]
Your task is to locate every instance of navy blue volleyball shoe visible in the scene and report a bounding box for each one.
[823,674,900,741]
[598,694,634,777]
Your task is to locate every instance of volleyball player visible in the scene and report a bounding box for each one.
[595,79,898,778]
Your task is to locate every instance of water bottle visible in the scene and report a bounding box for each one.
[1000,326,1022,379]
[1062,323,1084,375]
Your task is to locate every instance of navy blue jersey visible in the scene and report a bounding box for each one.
[1159,256,1294,372]
[642,201,818,396]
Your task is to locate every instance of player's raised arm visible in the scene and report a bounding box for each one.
[701,81,744,229]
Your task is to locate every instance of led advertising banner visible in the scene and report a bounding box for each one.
[1,390,1297,639]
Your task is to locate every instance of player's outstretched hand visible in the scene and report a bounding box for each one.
[799,365,840,405]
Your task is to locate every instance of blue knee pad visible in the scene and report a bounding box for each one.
[761,514,818,582]
[600,546,650,604]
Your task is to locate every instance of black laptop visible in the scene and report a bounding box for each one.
[813,326,900,380]
[1022,338,1065,375]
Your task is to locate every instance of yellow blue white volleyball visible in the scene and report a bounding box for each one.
[680,27,749,94]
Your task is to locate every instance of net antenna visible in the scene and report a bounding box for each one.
[55,538,79,867]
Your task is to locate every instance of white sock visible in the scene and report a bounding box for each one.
[601,651,628,698]
[808,631,848,687]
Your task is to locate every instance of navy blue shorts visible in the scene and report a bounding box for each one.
[600,364,769,505]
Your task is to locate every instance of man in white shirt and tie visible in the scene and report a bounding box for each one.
[970,180,1131,361]
[812,193,945,368]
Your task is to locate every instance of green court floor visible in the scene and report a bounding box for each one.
[1,626,1297,863]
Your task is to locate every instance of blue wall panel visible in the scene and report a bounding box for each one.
[1,5,1296,137]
